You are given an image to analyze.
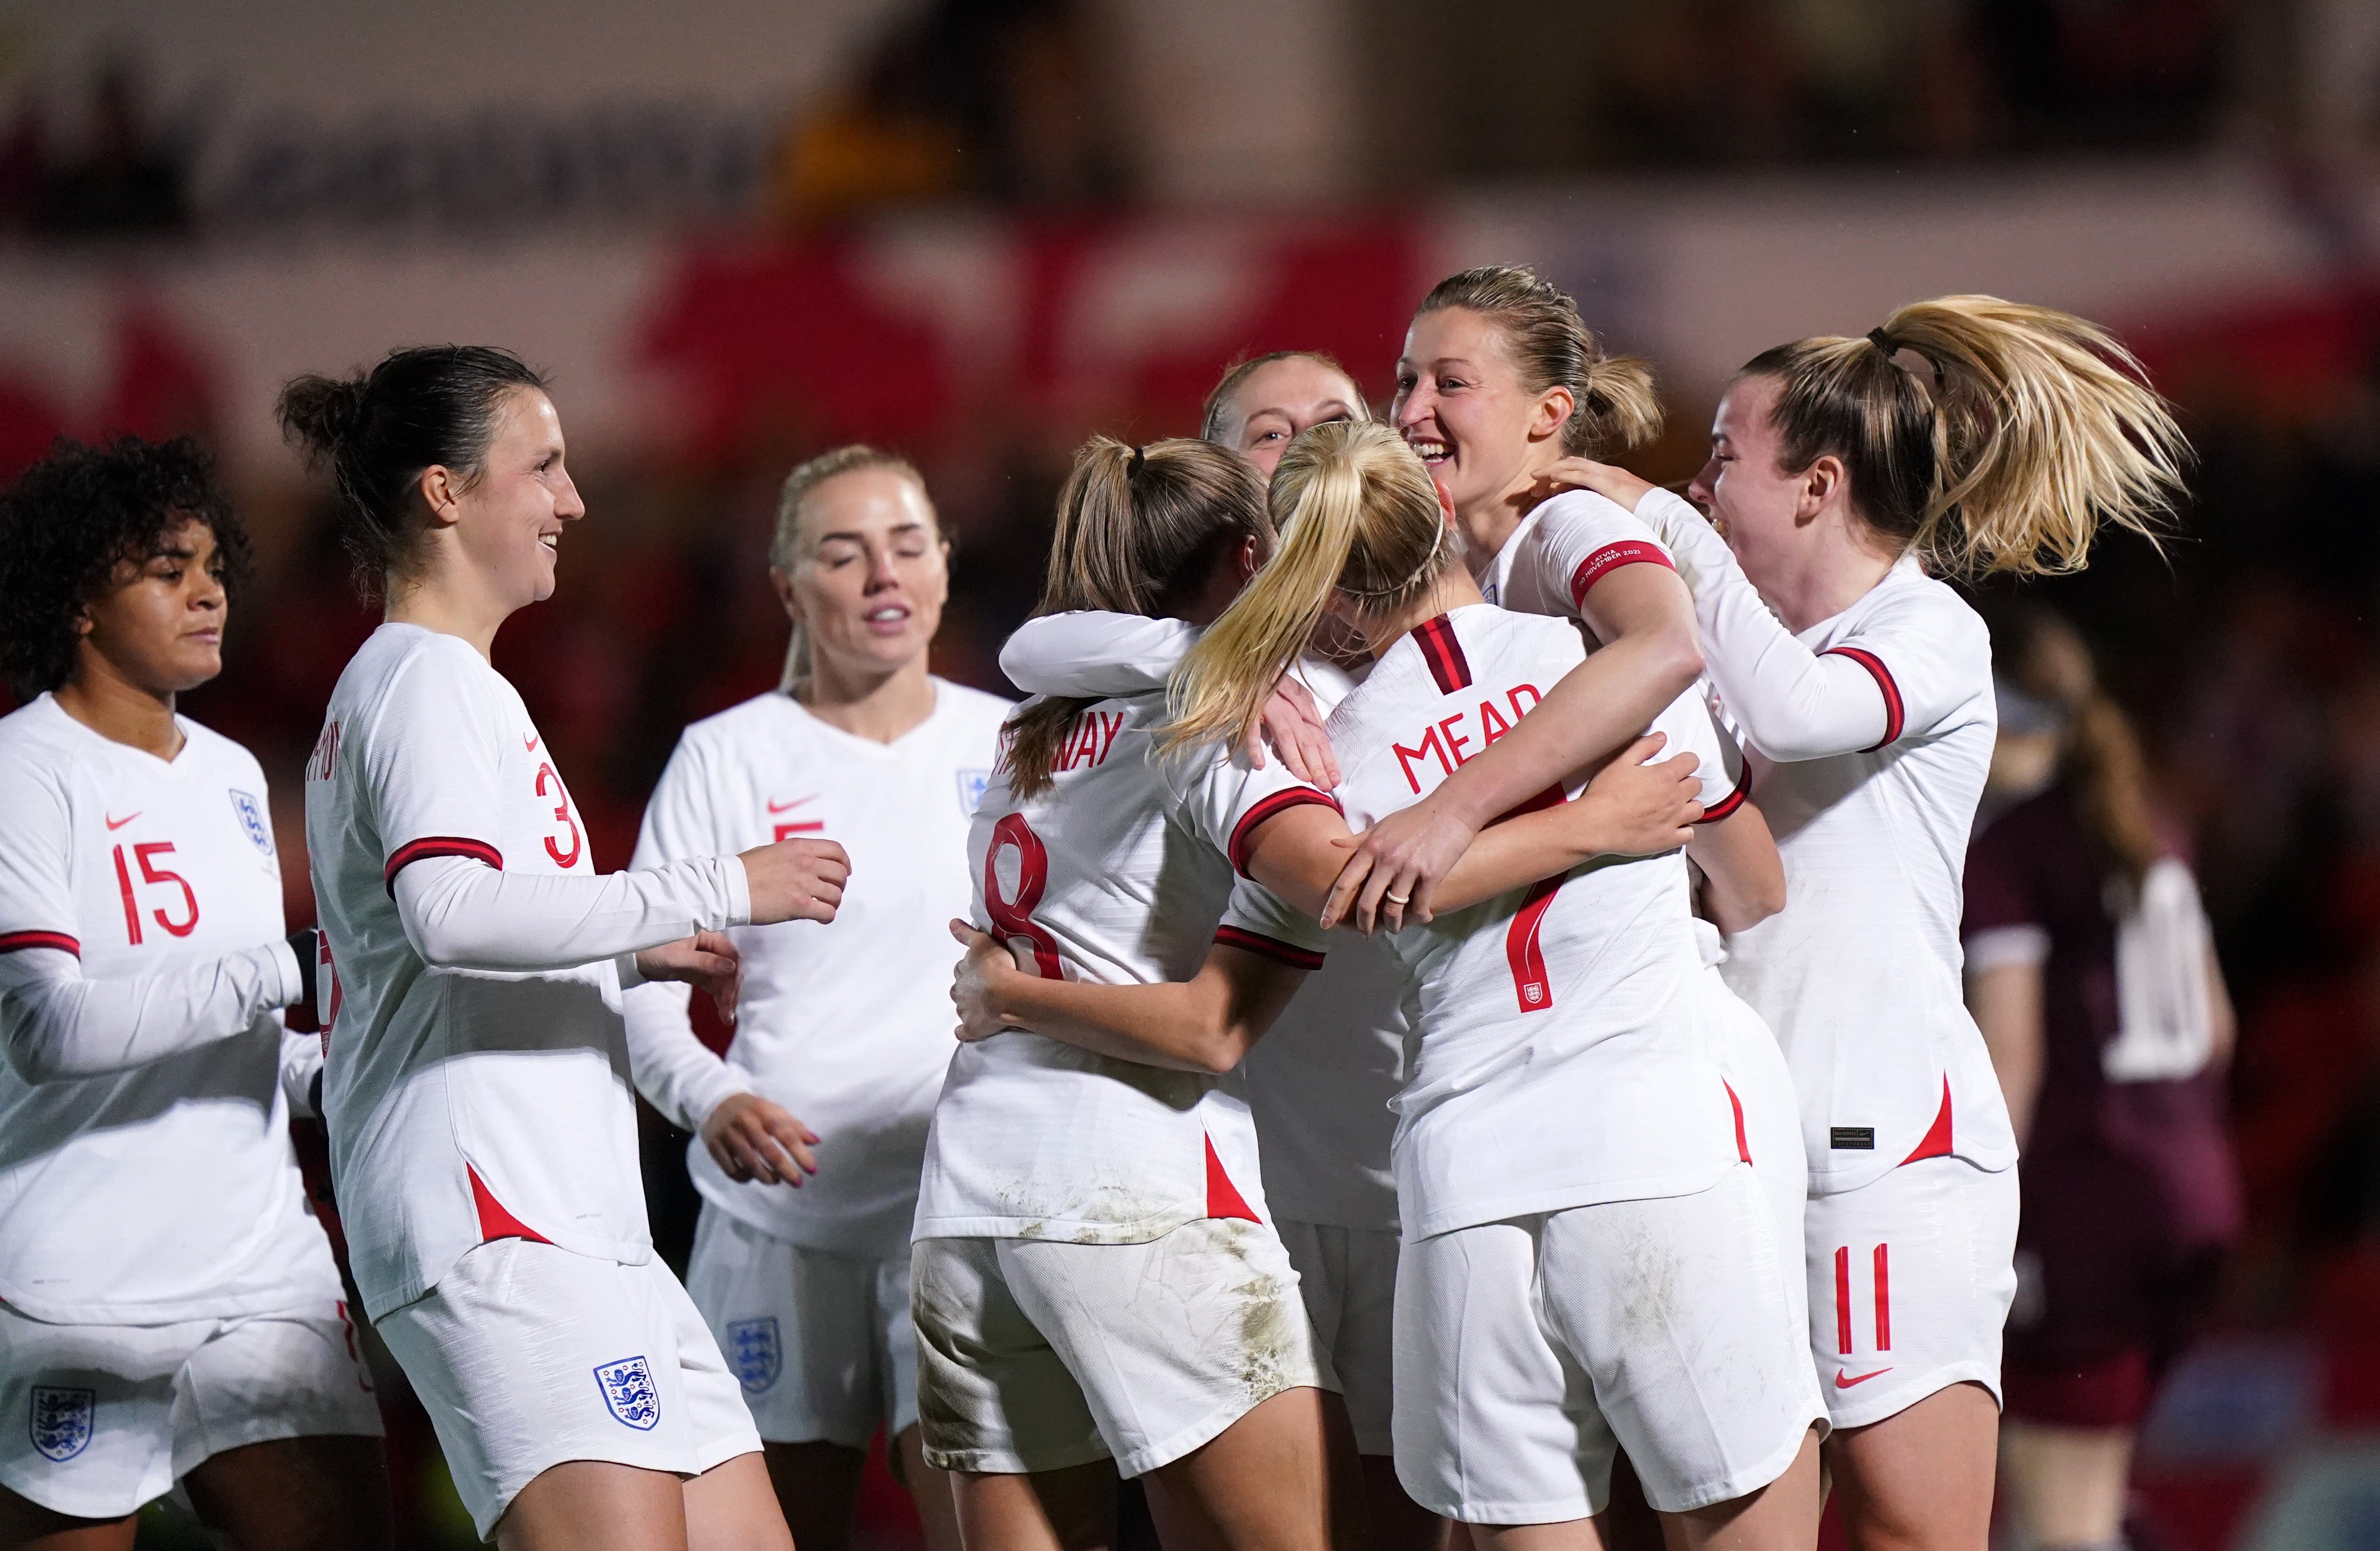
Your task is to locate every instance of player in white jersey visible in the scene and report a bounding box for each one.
[622,446,1008,1551]
[0,438,387,1550]
[919,436,1702,1551]
[980,423,1822,1551]
[281,346,851,1551]
[1502,299,2188,1550]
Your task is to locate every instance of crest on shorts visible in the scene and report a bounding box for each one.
[29,1387,93,1462]
[727,1317,781,1394]
[592,1355,660,1431]
[228,789,275,857]
[956,768,991,817]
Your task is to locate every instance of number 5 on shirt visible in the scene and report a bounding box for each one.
[113,841,200,946]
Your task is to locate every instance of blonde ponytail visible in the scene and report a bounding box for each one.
[1884,296,2186,577]
[1002,435,1270,799]
[1743,295,2187,579]
[1164,421,1447,754]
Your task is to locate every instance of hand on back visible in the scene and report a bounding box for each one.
[1578,732,1703,855]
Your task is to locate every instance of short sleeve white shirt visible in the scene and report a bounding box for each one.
[1327,607,1740,1242]
[914,694,1335,1245]
[0,697,337,1324]
[307,625,651,1318]
[626,681,1013,1259]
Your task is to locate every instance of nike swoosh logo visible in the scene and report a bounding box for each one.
[105,811,142,830]
[523,734,540,752]
[1835,1367,1894,1388]
[766,796,816,814]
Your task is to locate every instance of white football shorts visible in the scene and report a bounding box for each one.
[375,1238,760,1539]
[1394,1164,1824,1523]
[1275,1219,1398,1457]
[1804,1154,2020,1430]
[912,1216,1337,1479]
[684,1206,917,1448]
[1705,967,1811,1339]
[0,1299,383,1520]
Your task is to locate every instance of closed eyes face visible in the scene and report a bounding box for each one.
[1220,357,1366,479]
[779,466,948,679]
[1687,375,1804,587]
[79,516,229,696]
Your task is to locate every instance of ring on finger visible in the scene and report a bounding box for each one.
[1385,890,1412,905]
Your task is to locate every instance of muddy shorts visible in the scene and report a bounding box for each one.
[1394,1164,1823,1523]
[910,1217,1338,1478]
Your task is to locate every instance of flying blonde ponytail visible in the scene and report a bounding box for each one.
[1164,421,1447,755]
[1743,295,2188,578]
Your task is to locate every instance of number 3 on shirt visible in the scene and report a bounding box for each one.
[982,813,1063,978]
[534,762,583,869]
[113,842,200,946]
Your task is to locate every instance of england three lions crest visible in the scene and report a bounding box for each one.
[29,1387,93,1462]
[228,789,275,858]
[727,1317,781,1394]
[592,1356,660,1430]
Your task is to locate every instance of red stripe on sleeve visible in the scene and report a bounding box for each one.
[1212,925,1325,972]
[1824,646,1904,751]
[1227,789,1341,878]
[1568,540,1677,609]
[1414,615,1473,693]
[383,837,504,896]
[0,930,79,957]
[1695,763,1752,824]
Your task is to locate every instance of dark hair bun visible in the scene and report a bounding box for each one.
[275,372,370,460]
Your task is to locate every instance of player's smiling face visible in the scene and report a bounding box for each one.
[1219,357,1366,480]
[1393,306,1569,525]
[78,516,228,696]
[1689,375,1806,591]
[455,388,582,610]
[778,466,948,681]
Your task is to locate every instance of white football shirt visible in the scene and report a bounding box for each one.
[307,624,749,1318]
[0,695,337,1324]
[1636,488,2018,1192]
[623,680,1013,1260]
[913,692,1335,1245]
[1327,606,1742,1242]
[993,622,1410,1235]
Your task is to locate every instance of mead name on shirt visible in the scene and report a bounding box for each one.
[1395,685,1542,794]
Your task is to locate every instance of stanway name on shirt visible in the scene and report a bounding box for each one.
[1394,683,1544,794]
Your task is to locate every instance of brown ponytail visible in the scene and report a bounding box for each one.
[1995,605,2162,889]
[1002,436,1270,799]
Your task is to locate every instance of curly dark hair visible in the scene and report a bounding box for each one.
[0,436,252,700]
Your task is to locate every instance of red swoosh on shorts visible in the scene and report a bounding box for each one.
[1835,1367,1894,1389]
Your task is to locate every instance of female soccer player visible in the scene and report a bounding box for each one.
[971,421,1822,1551]
[1527,298,2187,1550]
[0,437,389,1551]
[1201,350,1371,479]
[1965,607,2237,1551]
[915,434,1704,1551]
[283,346,851,1551]
[622,445,1009,1551]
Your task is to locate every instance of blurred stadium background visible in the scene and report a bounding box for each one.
[3,0,2379,1545]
